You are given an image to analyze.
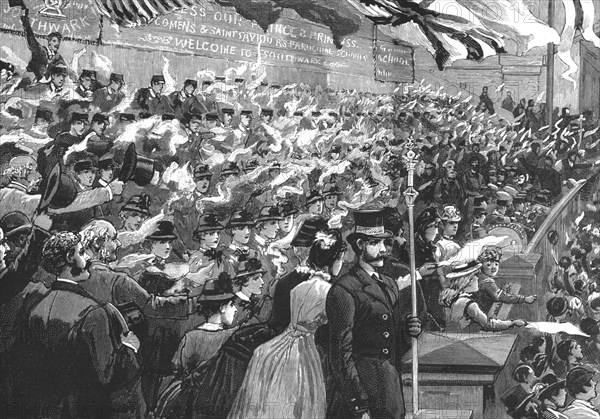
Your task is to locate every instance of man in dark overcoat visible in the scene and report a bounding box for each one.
[11,231,144,418]
[327,208,422,419]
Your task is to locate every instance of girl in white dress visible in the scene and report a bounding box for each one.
[228,276,331,419]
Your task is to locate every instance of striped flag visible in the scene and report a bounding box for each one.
[93,0,195,26]
[557,0,600,87]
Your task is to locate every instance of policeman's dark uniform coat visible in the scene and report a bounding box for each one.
[327,262,412,419]
[91,74,126,113]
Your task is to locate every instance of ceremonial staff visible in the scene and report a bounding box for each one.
[402,137,420,417]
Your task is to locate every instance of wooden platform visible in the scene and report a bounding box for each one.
[413,409,473,419]
[402,332,519,418]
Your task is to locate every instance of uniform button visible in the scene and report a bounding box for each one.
[382,314,389,320]
[383,332,390,338]
[382,348,389,355]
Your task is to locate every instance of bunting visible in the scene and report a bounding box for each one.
[91,0,575,71]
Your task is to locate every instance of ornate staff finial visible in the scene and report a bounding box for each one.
[403,136,420,206]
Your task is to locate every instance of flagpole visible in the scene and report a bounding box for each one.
[402,137,420,417]
[546,0,555,135]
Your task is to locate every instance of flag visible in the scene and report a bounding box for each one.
[557,0,600,87]
[348,0,564,69]
[450,0,561,53]
[348,0,508,69]
[94,0,562,70]
[93,0,196,26]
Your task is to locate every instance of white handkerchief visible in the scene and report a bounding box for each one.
[525,322,589,337]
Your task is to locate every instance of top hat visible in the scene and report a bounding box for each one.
[305,190,324,205]
[546,296,568,317]
[92,113,109,124]
[35,108,53,122]
[151,75,166,84]
[195,213,225,234]
[199,272,235,301]
[234,258,266,279]
[38,164,78,212]
[80,69,97,79]
[119,113,135,122]
[0,211,32,237]
[193,164,211,179]
[255,206,283,223]
[146,220,177,241]
[322,183,342,197]
[227,210,255,228]
[119,144,157,186]
[221,108,235,115]
[291,217,329,248]
[184,79,198,88]
[220,162,239,177]
[121,194,152,216]
[347,208,393,241]
[110,73,125,84]
[439,205,462,222]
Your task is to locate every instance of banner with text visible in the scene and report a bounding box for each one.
[374,41,414,83]
[102,0,413,82]
[0,0,101,43]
